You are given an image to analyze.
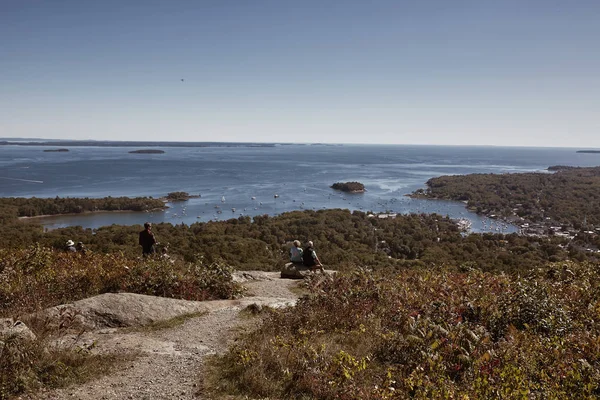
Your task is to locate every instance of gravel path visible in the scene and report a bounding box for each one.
[26,271,302,400]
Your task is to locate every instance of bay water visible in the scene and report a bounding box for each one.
[1,144,597,232]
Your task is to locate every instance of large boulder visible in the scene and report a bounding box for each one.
[281,262,314,279]
[0,318,37,342]
[40,292,296,331]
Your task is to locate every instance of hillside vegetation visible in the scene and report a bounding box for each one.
[209,264,600,399]
[0,246,243,399]
[2,204,600,398]
[2,209,597,272]
[412,166,600,227]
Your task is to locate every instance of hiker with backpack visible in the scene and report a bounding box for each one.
[303,241,324,272]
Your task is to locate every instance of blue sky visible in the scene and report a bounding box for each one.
[1,0,599,146]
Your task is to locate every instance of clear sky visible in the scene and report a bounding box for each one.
[1,0,599,146]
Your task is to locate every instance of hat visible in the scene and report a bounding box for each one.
[66,240,75,246]
[306,241,313,247]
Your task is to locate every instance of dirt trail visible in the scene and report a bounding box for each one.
[27,271,303,400]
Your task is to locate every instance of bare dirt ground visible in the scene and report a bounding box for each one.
[24,271,305,400]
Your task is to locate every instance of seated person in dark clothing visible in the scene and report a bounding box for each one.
[139,222,156,256]
[76,242,87,254]
[303,240,324,272]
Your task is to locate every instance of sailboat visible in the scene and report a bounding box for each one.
[221,196,225,203]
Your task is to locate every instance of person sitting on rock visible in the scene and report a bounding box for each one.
[290,240,303,263]
[65,240,77,252]
[76,241,87,254]
[303,241,324,272]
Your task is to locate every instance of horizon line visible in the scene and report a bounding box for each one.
[0,137,597,150]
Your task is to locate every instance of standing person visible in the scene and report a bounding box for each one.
[290,240,303,263]
[139,222,156,256]
[303,241,324,272]
[65,240,77,252]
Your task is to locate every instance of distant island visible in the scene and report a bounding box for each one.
[576,150,600,154]
[331,181,365,193]
[0,140,277,148]
[43,148,69,152]
[129,149,165,154]
[164,191,201,201]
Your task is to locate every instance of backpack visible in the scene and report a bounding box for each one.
[303,247,315,266]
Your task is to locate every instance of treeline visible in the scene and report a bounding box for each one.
[1,209,596,273]
[0,196,165,220]
[412,166,600,227]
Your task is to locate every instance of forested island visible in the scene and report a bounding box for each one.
[164,191,200,201]
[3,196,165,219]
[43,148,69,152]
[331,181,365,193]
[128,149,165,154]
[576,150,600,153]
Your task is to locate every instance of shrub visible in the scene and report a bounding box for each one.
[207,264,600,398]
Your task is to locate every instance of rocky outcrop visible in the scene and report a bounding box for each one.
[331,181,365,193]
[41,292,295,331]
[0,318,37,343]
[281,262,314,279]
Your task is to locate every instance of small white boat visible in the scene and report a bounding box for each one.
[221,196,226,203]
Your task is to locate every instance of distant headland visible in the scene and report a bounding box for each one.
[576,150,600,154]
[43,148,69,152]
[331,181,365,193]
[129,149,165,154]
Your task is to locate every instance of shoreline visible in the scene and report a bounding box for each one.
[18,207,167,221]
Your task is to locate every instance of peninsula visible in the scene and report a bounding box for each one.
[410,166,600,235]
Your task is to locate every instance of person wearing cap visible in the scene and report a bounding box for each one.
[302,240,324,272]
[290,240,303,263]
[139,222,157,256]
[65,240,77,252]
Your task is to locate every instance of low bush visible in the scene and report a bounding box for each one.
[0,245,244,317]
[208,263,600,399]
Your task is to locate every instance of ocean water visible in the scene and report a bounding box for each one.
[1,144,598,231]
